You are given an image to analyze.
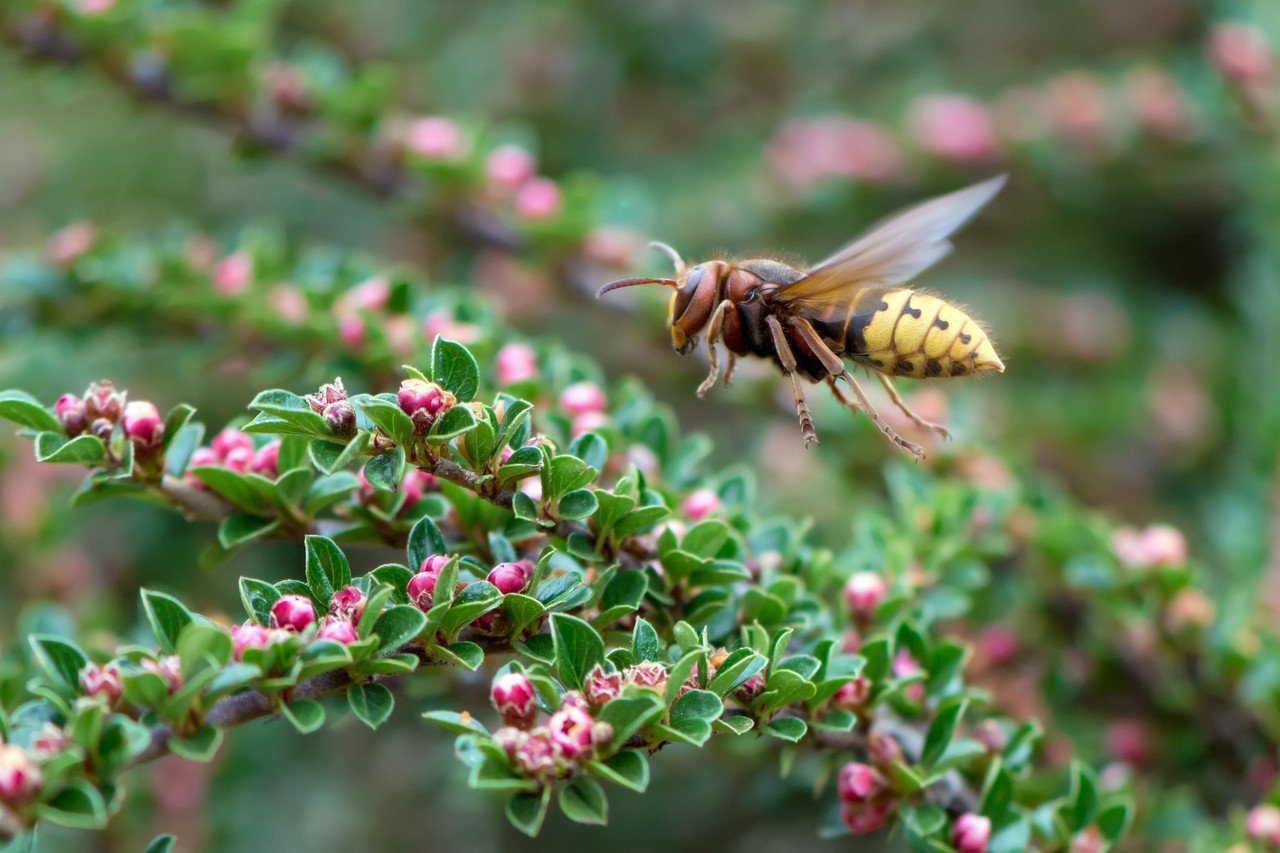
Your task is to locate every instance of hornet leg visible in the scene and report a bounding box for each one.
[765,314,818,447]
[788,317,925,460]
[697,301,732,399]
[875,372,952,440]
[722,353,737,387]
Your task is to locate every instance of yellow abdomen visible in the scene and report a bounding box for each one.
[849,288,1003,379]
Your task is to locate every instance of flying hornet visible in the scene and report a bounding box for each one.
[596,176,1007,459]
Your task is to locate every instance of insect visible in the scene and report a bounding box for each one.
[596,176,1006,458]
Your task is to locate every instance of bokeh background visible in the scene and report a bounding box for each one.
[1,0,1278,849]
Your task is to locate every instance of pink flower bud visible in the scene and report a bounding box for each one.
[487,563,529,595]
[407,567,442,611]
[140,655,183,692]
[250,439,281,478]
[89,417,114,441]
[494,726,528,760]
[223,445,253,473]
[122,401,164,450]
[270,594,316,632]
[548,705,594,759]
[492,672,539,729]
[329,585,366,623]
[868,733,903,767]
[951,813,991,853]
[338,315,366,350]
[405,116,466,161]
[521,476,543,503]
[681,488,721,521]
[571,411,609,436]
[843,572,887,622]
[831,676,870,710]
[583,665,623,707]
[1105,718,1150,765]
[231,623,273,660]
[836,762,881,803]
[318,618,359,644]
[79,662,123,700]
[908,94,1000,164]
[486,145,537,189]
[0,744,43,804]
[1209,23,1275,88]
[397,379,454,432]
[514,729,565,780]
[269,284,308,324]
[979,625,1019,666]
[323,400,356,436]
[559,381,607,415]
[54,393,88,436]
[76,0,116,16]
[340,276,390,313]
[84,380,124,421]
[495,343,539,385]
[213,251,253,295]
[892,649,925,701]
[735,671,766,701]
[515,177,563,220]
[559,690,588,710]
[188,447,219,470]
[46,222,97,266]
[1247,804,1280,846]
[306,379,348,414]
[212,429,254,461]
[840,799,894,835]
[626,661,668,694]
[1142,524,1186,566]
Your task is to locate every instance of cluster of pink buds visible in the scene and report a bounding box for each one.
[836,761,895,834]
[355,466,437,511]
[140,655,184,693]
[79,661,123,702]
[186,430,280,484]
[397,379,455,434]
[0,743,43,805]
[1111,523,1187,570]
[55,380,126,441]
[306,378,356,436]
[230,623,289,661]
[406,554,465,611]
[316,585,366,644]
[843,572,888,625]
[490,673,613,783]
[559,381,609,437]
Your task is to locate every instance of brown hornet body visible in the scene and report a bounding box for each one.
[598,176,1007,458]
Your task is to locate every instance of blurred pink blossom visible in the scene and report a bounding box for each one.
[908,94,1000,163]
[213,251,253,295]
[486,145,537,189]
[1209,23,1275,88]
[45,222,97,266]
[495,343,539,385]
[422,309,481,344]
[404,116,466,161]
[268,285,308,324]
[769,117,903,191]
[515,177,563,220]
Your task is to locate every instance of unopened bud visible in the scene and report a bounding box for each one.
[487,562,529,595]
[211,429,254,460]
[494,726,528,761]
[122,401,165,451]
[681,488,721,521]
[54,393,88,436]
[843,572,887,623]
[405,116,466,161]
[231,623,273,660]
[250,440,281,479]
[270,594,316,632]
[583,665,623,707]
[735,671,766,702]
[79,662,123,701]
[515,177,563,220]
[840,799,894,835]
[306,379,348,414]
[491,672,539,729]
[494,342,539,385]
[329,585,366,623]
[486,145,537,189]
[84,380,124,421]
[223,445,253,473]
[1247,804,1280,847]
[323,400,356,436]
[836,762,881,803]
[626,661,668,694]
[317,618,359,644]
[952,813,992,853]
[867,733,903,768]
[831,676,870,710]
[140,655,183,692]
[514,728,564,781]
[397,379,453,432]
[559,381,607,415]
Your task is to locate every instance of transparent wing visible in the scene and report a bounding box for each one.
[774,175,1006,308]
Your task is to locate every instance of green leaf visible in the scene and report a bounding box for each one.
[406,515,448,570]
[1066,761,1099,831]
[347,682,395,729]
[589,750,650,793]
[305,535,352,603]
[433,641,485,670]
[423,710,489,736]
[141,590,194,653]
[165,422,204,475]
[308,432,370,475]
[29,635,88,692]
[371,564,414,604]
[248,389,328,434]
[596,569,648,624]
[707,648,766,697]
[558,488,599,520]
[613,504,670,537]
[681,519,731,557]
[168,724,223,762]
[144,834,176,853]
[218,513,280,549]
[304,472,359,515]
[0,390,61,431]
[597,694,666,749]
[431,337,480,401]
[506,788,551,837]
[922,698,968,770]
[551,613,605,690]
[373,605,428,652]
[35,433,107,464]
[191,467,268,513]
[761,716,808,742]
[358,397,415,445]
[36,778,108,829]
[502,593,547,636]
[427,405,477,444]
[364,448,406,491]
[440,581,503,636]
[1097,801,1132,841]
[559,776,608,825]
[631,618,660,662]
[281,699,326,734]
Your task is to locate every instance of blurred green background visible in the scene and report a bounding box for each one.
[2,0,1278,849]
